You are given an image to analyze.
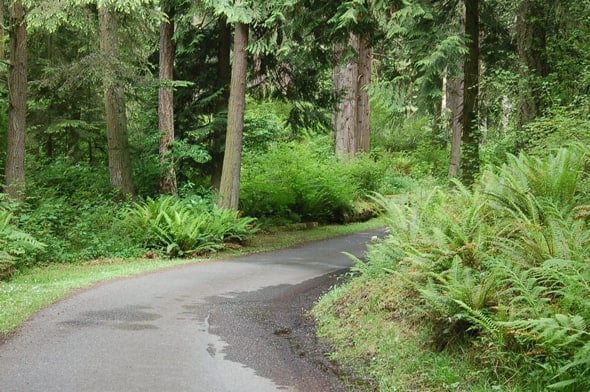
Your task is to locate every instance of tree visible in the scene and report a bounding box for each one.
[446,3,465,179]
[460,0,479,185]
[218,21,248,209]
[5,1,27,201]
[158,0,177,195]
[333,32,372,161]
[331,0,375,161]
[210,17,231,191]
[98,3,135,196]
[446,71,463,178]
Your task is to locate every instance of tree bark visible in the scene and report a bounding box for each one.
[460,0,479,186]
[334,32,372,161]
[218,22,248,210]
[210,17,232,191]
[447,73,463,178]
[333,38,357,162]
[0,0,5,62]
[515,0,547,152]
[98,5,135,197]
[356,34,372,154]
[5,1,27,201]
[158,2,177,195]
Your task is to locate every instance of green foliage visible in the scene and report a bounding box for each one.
[0,208,46,279]
[243,100,290,152]
[482,147,585,218]
[370,83,448,179]
[241,142,356,222]
[351,145,590,389]
[124,195,258,257]
[7,160,144,264]
[524,100,590,156]
[241,139,382,224]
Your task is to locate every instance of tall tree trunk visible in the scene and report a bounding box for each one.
[158,2,177,195]
[218,22,248,210]
[334,32,372,161]
[515,0,547,152]
[446,3,465,179]
[356,34,372,154]
[5,1,27,201]
[447,73,463,178]
[0,0,5,62]
[334,34,358,162]
[210,17,231,191]
[461,0,479,186]
[98,5,135,196]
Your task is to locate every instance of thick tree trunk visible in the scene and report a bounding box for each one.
[210,17,232,191]
[334,32,372,161]
[98,5,135,196]
[333,36,358,162]
[461,0,479,186]
[515,0,547,152]
[158,2,177,195]
[218,22,248,210]
[5,2,27,201]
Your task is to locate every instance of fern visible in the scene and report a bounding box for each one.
[0,208,46,278]
[125,196,257,256]
[453,299,504,343]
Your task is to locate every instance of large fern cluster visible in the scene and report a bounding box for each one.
[368,145,590,390]
[125,195,257,257]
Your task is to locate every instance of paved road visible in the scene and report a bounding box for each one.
[0,229,382,392]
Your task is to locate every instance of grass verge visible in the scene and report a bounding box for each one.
[0,217,385,336]
[312,274,499,392]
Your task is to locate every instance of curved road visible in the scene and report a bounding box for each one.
[0,229,382,392]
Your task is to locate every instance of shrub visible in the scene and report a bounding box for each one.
[124,195,257,257]
[0,207,46,279]
[13,194,140,263]
[358,145,590,390]
[240,140,357,224]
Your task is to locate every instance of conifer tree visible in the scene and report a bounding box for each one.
[5,1,27,201]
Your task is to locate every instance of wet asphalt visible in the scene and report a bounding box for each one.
[0,229,384,392]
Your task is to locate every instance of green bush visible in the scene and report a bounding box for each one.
[12,157,149,263]
[14,194,140,263]
[124,195,257,257]
[0,207,46,279]
[358,145,590,390]
[240,140,357,224]
[243,100,290,152]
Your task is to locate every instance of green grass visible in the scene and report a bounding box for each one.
[313,274,518,392]
[0,217,385,336]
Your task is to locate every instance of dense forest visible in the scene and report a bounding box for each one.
[1,0,589,390]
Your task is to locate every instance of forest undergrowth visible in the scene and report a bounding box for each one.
[313,144,590,391]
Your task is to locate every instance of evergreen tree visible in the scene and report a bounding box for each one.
[5,1,27,201]
[98,3,135,196]
[158,0,177,195]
